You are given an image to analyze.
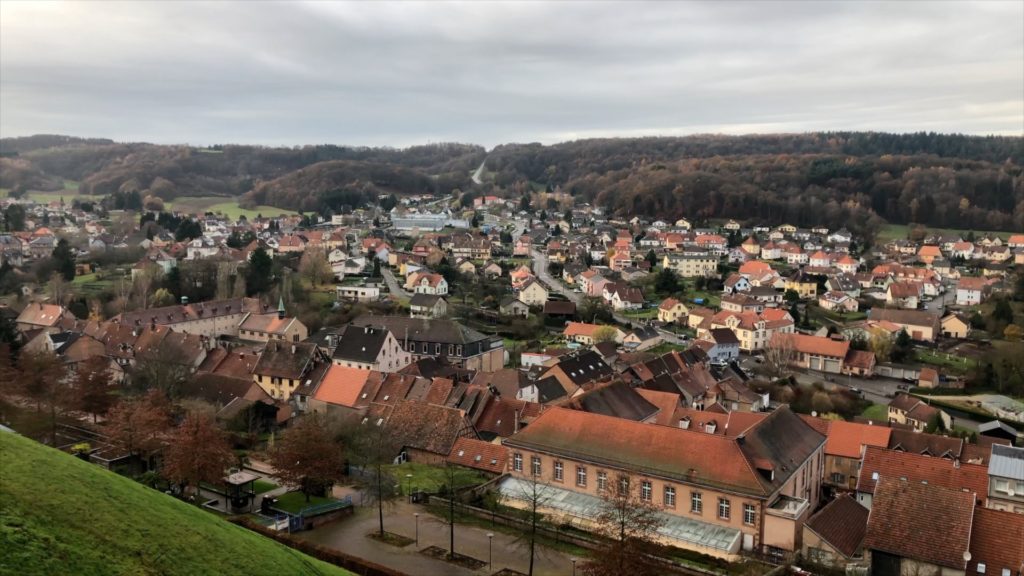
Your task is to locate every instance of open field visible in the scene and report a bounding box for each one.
[166,196,298,219]
[877,223,1013,243]
[0,432,353,576]
[382,462,488,495]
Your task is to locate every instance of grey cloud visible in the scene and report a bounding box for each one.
[1,0,1020,147]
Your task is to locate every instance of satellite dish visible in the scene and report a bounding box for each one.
[963,551,972,562]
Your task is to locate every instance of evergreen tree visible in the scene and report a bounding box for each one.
[52,238,76,281]
[246,248,273,295]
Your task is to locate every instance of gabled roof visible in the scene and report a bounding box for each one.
[968,507,1024,576]
[16,303,69,328]
[824,420,891,459]
[446,437,507,474]
[856,445,988,500]
[351,315,489,345]
[864,478,974,570]
[564,381,658,422]
[384,399,475,456]
[332,324,391,364]
[253,341,319,379]
[505,405,823,498]
[313,365,374,408]
[989,444,1024,481]
[804,495,868,559]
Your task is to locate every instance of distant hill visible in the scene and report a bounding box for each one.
[1,132,1021,233]
[0,432,353,576]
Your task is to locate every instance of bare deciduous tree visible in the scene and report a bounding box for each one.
[582,473,666,576]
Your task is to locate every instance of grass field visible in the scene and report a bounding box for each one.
[861,404,888,421]
[272,491,336,514]
[877,223,1013,243]
[166,196,297,219]
[0,432,353,576]
[382,462,488,495]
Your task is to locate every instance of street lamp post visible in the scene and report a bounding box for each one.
[571,557,577,576]
[405,473,412,499]
[487,533,494,570]
[414,513,419,547]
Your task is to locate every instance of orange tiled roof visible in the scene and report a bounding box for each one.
[313,365,373,407]
[824,420,891,459]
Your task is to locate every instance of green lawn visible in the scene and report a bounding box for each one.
[861,404,888,421]
[877,223,1012,243]
[71,273,99,285]
[0,432,353,576]
[620,307,658,320]
[0,188,101,204]
[271,491,336,514]
[915,348,977,374]
[383,462,488,495]
[253,479,278,494]
[165,196,297,219]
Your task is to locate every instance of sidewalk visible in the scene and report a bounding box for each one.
[294,499,579,576]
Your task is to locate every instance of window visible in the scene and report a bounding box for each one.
[435,343,441,354]
[691,492,702,513]
[618,476,629,496]
[641,480,652,501]
[421,342,428,353]
[576,466,587,487]
[743,504,756,525]
[831,473,845,484]
[513,453,522,472]
[808,547,828,564]
[531,456,541,477]
[664,486,676,508]
[718,498,731,520]
[554,461,563,482]
[597,471,607,492]
[995,479,1010,493]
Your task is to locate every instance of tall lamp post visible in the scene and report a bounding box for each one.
[571,557,577,576]
[487,533,494,570]
[405,473,413,499]
[414,513,420,547]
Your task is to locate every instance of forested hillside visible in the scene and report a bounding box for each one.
[2,132,1021,232]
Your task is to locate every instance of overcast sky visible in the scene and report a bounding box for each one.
[1,1,1021,148]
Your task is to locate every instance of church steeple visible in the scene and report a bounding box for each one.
[277,295,286,319]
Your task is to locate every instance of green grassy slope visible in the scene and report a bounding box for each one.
[0,432,352,576]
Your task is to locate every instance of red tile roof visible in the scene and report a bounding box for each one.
[856,445,988,502]
[313,365,373,407]
[825,421,891,459]
[968,507,1024,576]
[772,333,850,359]
[505,405,822,497]
[804,494,869,559]
[864,478,975,570]
[447,437,507,475]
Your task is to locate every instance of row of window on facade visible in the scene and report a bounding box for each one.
[512,453,755,524]
[403,341,463,356]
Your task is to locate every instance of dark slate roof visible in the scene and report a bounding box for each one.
[543,300,576,315]
[709,328,740,346]
[549,350,614,386]
[738,406,827,494]
[253,341,318,379]
[352,315,488,345]
[332,324,390,364]
[534,376,567,403]
[804,494,869,559]
[409,293,443,308]
[568,381,658,422]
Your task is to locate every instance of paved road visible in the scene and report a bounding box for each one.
[382,267,411,300]
[295,500,577,576]
[786,368,979,431]
[471,160,487,185]
[530,247,648,329]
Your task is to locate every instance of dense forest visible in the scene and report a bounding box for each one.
[1,132,1021,232]
[487,133,1024,232]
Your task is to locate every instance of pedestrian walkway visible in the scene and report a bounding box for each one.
[295,499,579,575]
